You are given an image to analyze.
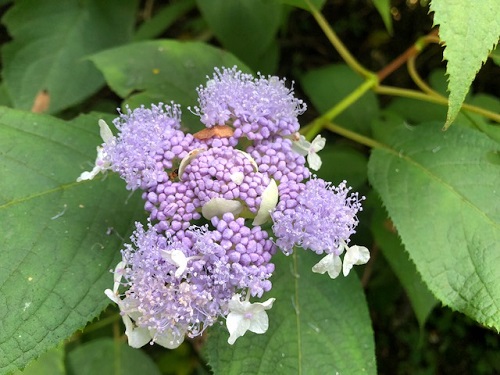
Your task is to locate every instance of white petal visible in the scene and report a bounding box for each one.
[230,171,244,185]
[291,134,310,156]
[202,198,243,220]
[178,148,206,179]
[311,135,326,152]
[152,327,186,349]
[342,245,370,277]
[98,119,113,143]
[112,261,126,294]
[122,314,151,348]
[252,179,278,226]
[227,311,251,345]
[307,152,322,171]
[312,253,342,279]
[104,289,120,304]
[162,249,188,278]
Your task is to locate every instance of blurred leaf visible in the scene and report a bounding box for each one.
[429,0,500,128]
[205,251,376,374]
[66,338,161,375]
[372,0,393,34]
[13,346,64,375]
[301,64,379,136]
[278,0,326,11]
[1,0,138,114]
[89,40,249,131]
[0,108,144,373]
[371,202,437,329]
[464,94,500,144]
[316,144,368,191]
[133,0,196,41]
[196,0,282,73]
[491,44,500,66]
[368,123,500,330]
[0,83,13,107]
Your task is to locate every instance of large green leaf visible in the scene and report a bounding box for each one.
[66,338,161,375]
[301,64,379,136]
[89,40,249,131]
[205,251,376,374]
[1,0,138,114]
[429,0,500,129]
[368,123,500,329]
[371,201,437,329]
[0,108,143,373]
[196,0,282,73]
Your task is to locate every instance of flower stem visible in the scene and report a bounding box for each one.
[305,0,372,78]
[305,75,378,140]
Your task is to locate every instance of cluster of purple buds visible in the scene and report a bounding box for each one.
[78,66,369,348]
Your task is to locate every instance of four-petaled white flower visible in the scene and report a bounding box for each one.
[312,243,370,279]
[226,294,275,345]
[291,133,326,171]
[77,119,113,182]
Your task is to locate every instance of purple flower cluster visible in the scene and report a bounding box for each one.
[79,66,366,347]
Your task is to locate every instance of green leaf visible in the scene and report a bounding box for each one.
[13,346,64,375]
[66,338,161,375]
[301,64,379,136]
[491,44,500,66]
[1,0,138,114]
[205,251,376,374]
[89,40,249,131]
[0,108,144,373]
[133,0,196,41]
[316,144,368,191]
[429,0,500,129]
[371,201,437,328]
[372,0,393,34]
[278,0,326,11]
[368,122,500,330]
[196,0,283,73]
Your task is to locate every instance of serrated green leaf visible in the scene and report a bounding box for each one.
[430,0,500,129]
[205,251,376,374]
[372,0,393,34]
[0,108,144,373]
[368,123,500,330]
[89,40,249,131]
[66,338,161,375]
[196,0,282,73]
[301,64,379,136]
[371,202,437,328]
[1,0,138,114]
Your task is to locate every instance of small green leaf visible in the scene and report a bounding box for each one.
[430,0,500,129]
[1,0,138,113]
[196,0,283,73]
[301,64,379,135]
[89,40,249,131]
[371,201,437,328]
[372,0,393,34]
[368,123,500,330]
[66,338,161,375]
[205,251,376,374]
[0,108,144,373]
[133,0,196,41]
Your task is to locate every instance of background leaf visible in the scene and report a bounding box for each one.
[14,346,64,375]
[0,108,144,373]
[429,0,500,128]
[66,338,161,375]
[368,123,500,330]
[277,0,327,11]
[196,0,283,73]
[89,40,249,131]
[205,251,376,374]
[372,0,393,34]
[1,0,138,114]
[301,64,379,136]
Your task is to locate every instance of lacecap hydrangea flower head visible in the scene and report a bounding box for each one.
[78,66,369,348]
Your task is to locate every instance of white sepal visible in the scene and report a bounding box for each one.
[312,253,342,279]
[342,245,370,277]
